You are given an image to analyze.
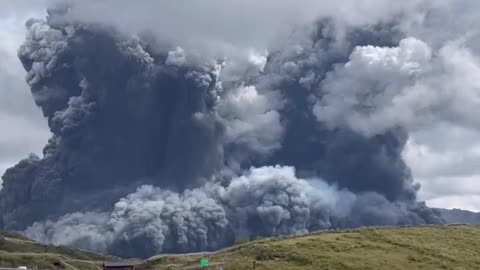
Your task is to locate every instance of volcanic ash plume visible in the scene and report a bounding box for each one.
[24,166,440,257]
[0,6,445,258]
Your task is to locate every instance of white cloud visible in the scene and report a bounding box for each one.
[313,37,433,136]
[405,125,480,212]
[41,0,435,68]
[218,85,284,157]
[165,47,186,67]
[315,39,480,133]
[61,0,423,43]
[247,50,268,73]
[405,129,480,178]
[426,195,480,212]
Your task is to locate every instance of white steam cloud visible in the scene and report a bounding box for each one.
[313,37,480,137]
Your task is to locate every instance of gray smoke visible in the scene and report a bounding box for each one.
[0,3,450,258]
[24,166,440,257]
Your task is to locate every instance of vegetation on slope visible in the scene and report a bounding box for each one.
[0,231,117,270]
[140,225,480,270]
[2,226,480,270]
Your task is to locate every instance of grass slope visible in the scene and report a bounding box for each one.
[2,226,479,270]
[140,225,480,270]
[0,231,117,270]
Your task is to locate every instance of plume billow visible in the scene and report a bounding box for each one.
[8,1,480,258]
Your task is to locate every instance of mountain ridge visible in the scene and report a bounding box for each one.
[436,208,480,225]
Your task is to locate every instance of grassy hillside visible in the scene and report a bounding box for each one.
[2,226,480,270]
[0,231,117,270]
[139,225,480,270]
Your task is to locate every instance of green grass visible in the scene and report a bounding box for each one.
[0,232,117,269]
[139,225,480,270]
[2,226,480,270]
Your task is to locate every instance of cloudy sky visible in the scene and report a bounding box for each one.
[0,2,50,187]
[1,0,480,212]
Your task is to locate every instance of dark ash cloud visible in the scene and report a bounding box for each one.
[0,4,448,258]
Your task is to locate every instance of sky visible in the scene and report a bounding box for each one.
[1,0,480,212]
[0,2,50,188]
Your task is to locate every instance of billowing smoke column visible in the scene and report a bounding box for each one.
[0,7,444,258]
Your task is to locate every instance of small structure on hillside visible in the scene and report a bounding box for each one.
[103,262,137,270]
